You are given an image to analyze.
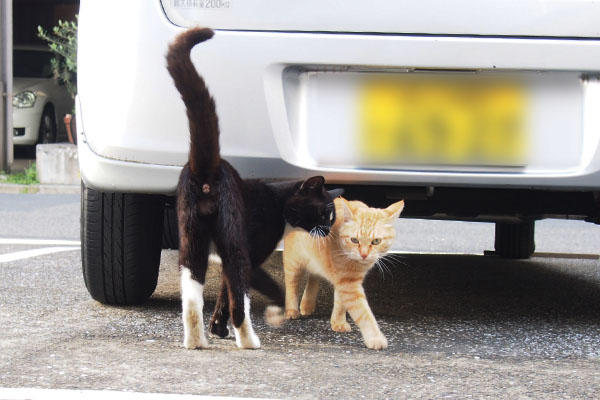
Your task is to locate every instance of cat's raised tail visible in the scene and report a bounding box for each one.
[166,27,220,180]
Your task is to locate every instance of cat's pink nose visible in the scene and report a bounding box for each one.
[361,253,368,260]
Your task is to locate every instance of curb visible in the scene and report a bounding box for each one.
[0,183,81,194]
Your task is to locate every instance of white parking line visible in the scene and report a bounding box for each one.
[0,388,265,400]
[0,238,81,246]
[0,247,80,263]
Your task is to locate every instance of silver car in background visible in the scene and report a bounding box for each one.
[77,0,600,305]
[13,46,73,146]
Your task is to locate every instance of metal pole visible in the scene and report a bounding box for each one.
[0,0,13,172]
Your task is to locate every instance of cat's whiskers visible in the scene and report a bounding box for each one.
[374,256,393,280]
[381,253,411,267]
[315,228,322,251]
[319,225,329,244]
[310,225,331,252]
[310,225,323,235]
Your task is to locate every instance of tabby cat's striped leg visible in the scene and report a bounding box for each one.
[338,283,387,350]
[330,288,351,332]
[300,274,320,316]
[283,258,303,320]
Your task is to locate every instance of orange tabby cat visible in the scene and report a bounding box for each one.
[283,197,404,350]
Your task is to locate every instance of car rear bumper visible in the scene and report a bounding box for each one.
[78,0,600,193]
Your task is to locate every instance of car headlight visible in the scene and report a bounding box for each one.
[12,91,37,108]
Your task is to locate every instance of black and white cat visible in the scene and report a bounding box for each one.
[167,28,341,349]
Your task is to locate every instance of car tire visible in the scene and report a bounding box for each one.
[37,106,57,144]
[81,182,164,305]
[494,221,535,259]
[161,205,180,250]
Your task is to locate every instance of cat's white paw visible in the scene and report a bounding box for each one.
[181,270,208,350]
[264,306,285,327]
[364,334,388,350]
[234,321,261,349]
[234,295,261,349]
[284,309,300,320]
[331,319,352,333]
[299,300,316,316]
[235,332,261,349]
[183,331,208,349]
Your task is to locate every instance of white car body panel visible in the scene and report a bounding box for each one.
[161,0,600,38]
[77,0,600,194]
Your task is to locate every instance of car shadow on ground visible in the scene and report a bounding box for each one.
[148,250,600,322]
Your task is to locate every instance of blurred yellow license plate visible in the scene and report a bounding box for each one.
[359,76,528,166]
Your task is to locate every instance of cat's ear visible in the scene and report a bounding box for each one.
[385,200,405,222]
[327,188,344,198]
[299,176,325,193]
[340,197,355,222]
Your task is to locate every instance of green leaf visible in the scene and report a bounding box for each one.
[36,15,78,98]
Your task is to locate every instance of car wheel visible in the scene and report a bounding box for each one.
[38,107,57,144]
[161,204,180,249]
[80,182,164,305]
[494,220,535,259]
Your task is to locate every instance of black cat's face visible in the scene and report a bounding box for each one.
[284,176,343,237]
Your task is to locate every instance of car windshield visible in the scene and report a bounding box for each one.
[13,49,53,78]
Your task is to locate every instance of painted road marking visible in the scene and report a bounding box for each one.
[0,238,81,246]
[0,388,266,400]
[0,247,80,263]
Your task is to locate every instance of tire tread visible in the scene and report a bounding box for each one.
[81,183,163,305]
[494,221,535,259]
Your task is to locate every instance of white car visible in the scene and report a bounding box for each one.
[12,46,73,146]
[78,0,600,305]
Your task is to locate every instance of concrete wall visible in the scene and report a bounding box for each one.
[36,143,79,185]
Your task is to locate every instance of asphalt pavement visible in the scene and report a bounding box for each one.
[1,193,600,399]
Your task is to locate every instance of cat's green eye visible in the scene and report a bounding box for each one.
[350,237,359,244]
[371,238,382,245]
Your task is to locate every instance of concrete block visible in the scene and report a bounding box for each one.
[36,144,80,185]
